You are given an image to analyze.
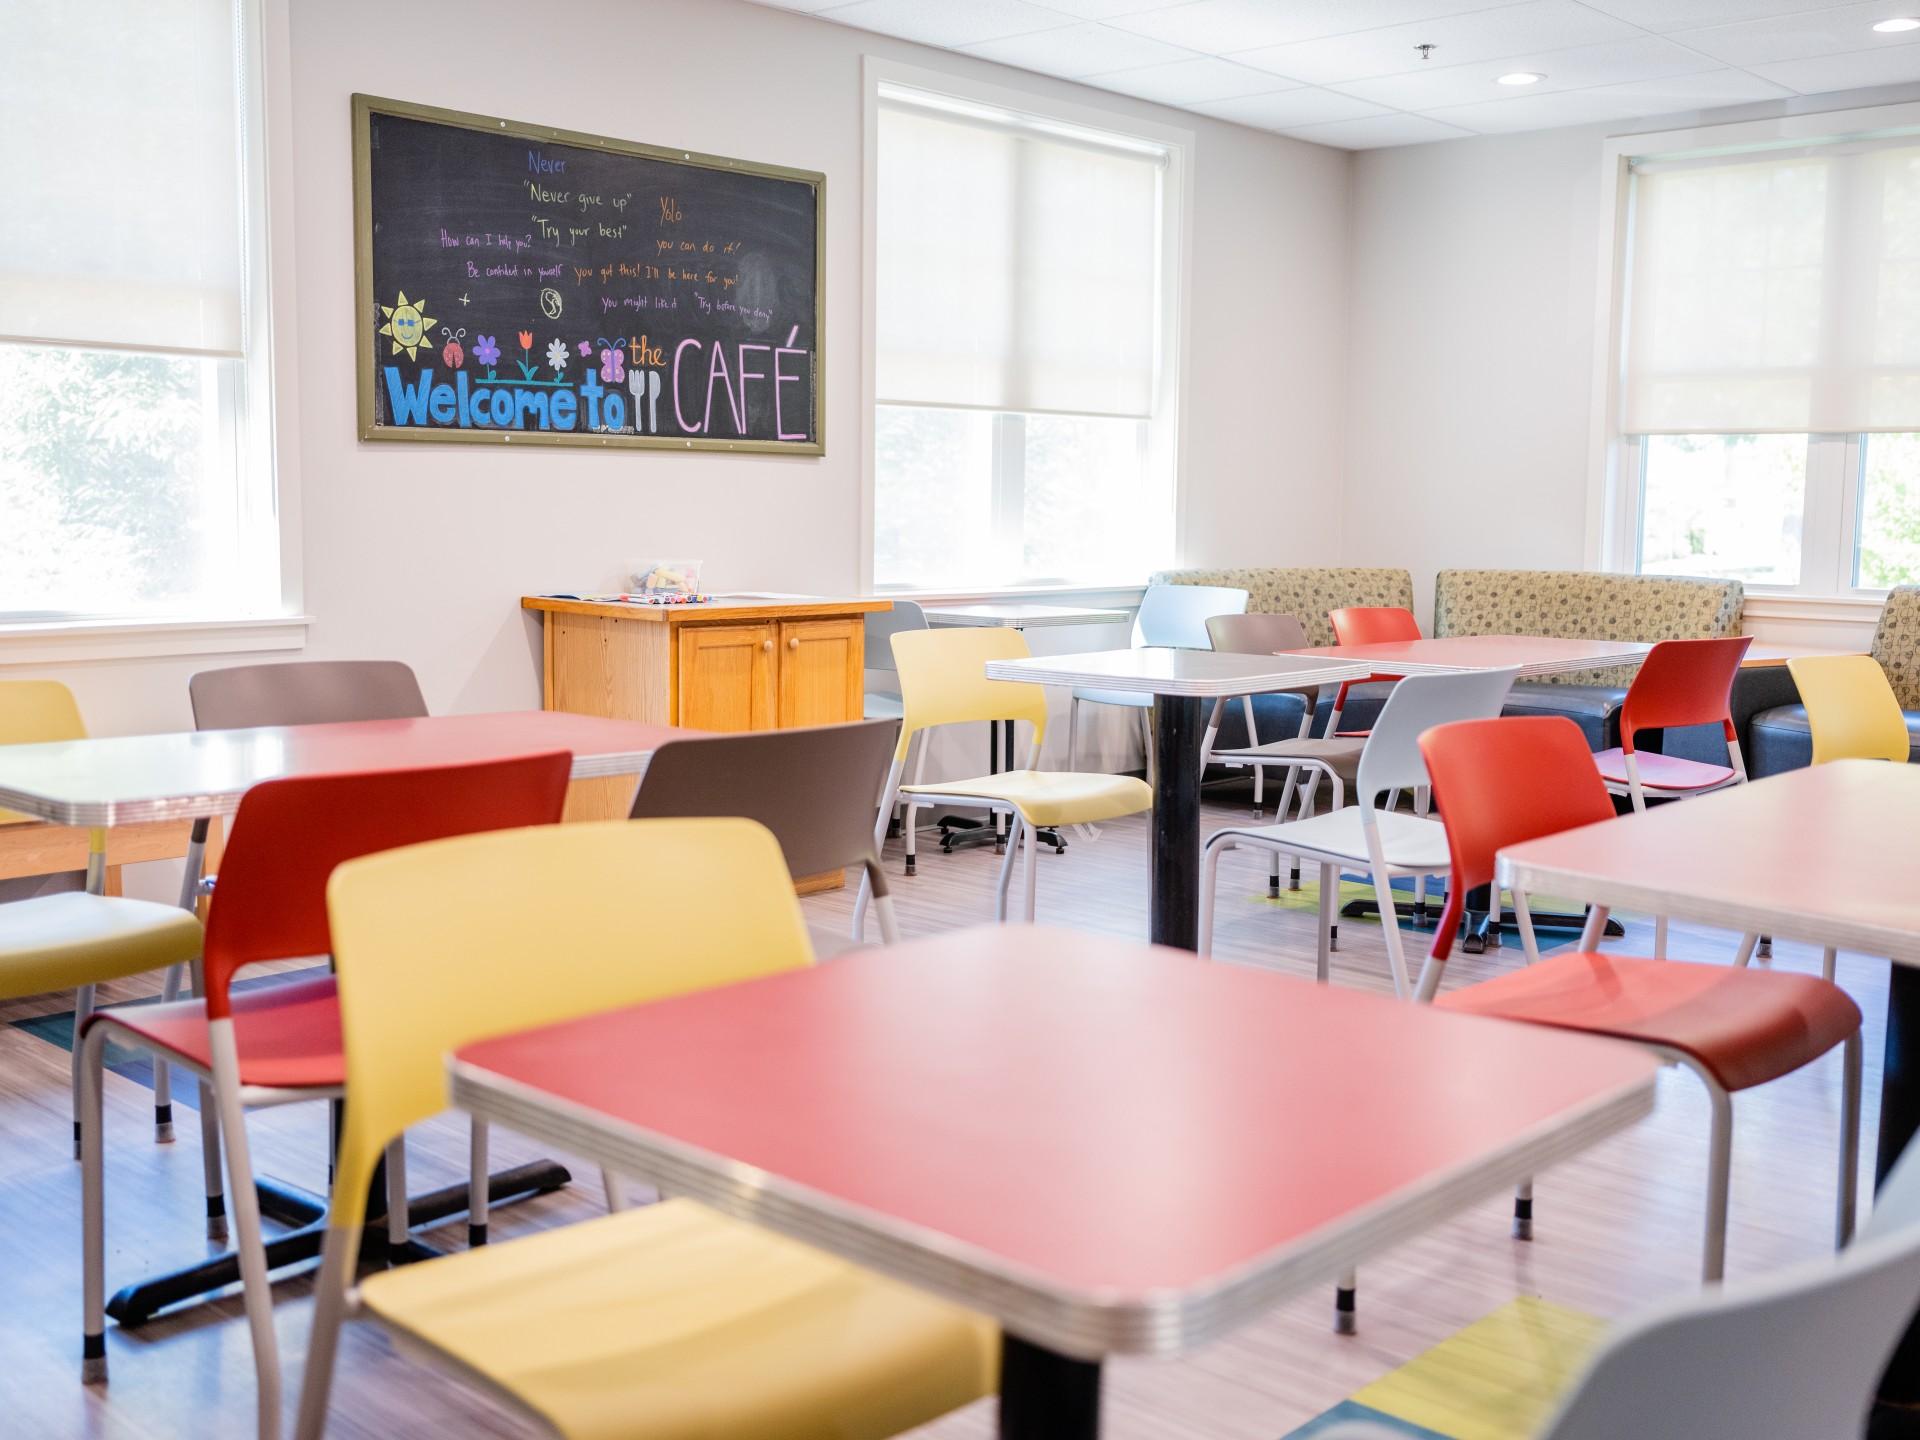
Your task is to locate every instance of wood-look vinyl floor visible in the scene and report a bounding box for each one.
[0,790,1885,1439]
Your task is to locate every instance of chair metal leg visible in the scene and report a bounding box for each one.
[602,1167,629,1213]
[1022,823,1039,923]
[1371,866,1411,999]
[80,1025,109,1384]
[1840,1030,1863,1249]
[1335,1269,1357,1335]
[70,983,95,1160]
[1513,1179,1534,1240]
[994,815,1025,922]
[1823,947,1838,983]
[1732,933,1759,968]
[1316,863,1336,982]
[210,1023,283,1440]
[385,1137,409,1259]
[153,963,183,1142]
[1139,707,1156,790]
[468,1116,490,1245]
[292,1228,357,1440]
[1653,914,1669,960]
[1702,1079,1733,1283]
[1066,697,1080,773]
[1199,840,1226,957]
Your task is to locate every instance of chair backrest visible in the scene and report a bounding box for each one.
[1418,716,1616,965]
[864,599,927,672]
[1538,1136,1920,1440]
[0,680,87,746]
[1205,612,1310,654]
[888,627,1051,760]
[189,661,428,730]
[1329,606,1421,646]
[199,752,572,1019]
[1353,667,1519,810]
[627,721,899,887]
[1134,583,1248,649]
[1789,654,1911,765]
[1617,636,1753,751]
[325,816,812,1228]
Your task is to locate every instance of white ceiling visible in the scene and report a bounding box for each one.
[742,0,1920,147]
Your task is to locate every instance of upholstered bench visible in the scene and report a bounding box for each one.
[1432,569,1746,753]
[1151,567,1415,748]
[1750,587,1920,775]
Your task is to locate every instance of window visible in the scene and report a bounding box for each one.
[870,83,1180,590]
[1611,128,1920,594]
[0,0,278,623]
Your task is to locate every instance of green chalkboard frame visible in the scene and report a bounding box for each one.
[352,93,826,456]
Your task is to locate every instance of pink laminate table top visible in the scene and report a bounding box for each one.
[1290,634,1653,678]
[1500,760,1920,965]
[0,712,686,826]
[450,926,1657,1358]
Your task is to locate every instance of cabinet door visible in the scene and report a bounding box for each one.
[678,623,776,732]
[777,618,864,728]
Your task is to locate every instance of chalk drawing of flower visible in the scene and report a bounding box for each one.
[473,334,500,367]
[546,339,568,374]
[578,339,593,357]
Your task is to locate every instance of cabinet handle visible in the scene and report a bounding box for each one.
[762,639,773,652]
[787,637,799,650]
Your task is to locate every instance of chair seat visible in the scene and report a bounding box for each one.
[902,770,1151,827]
[1071,686,1152,709]
[1212,736,1365,780]
[0,892,201,997]
[1210,807,1450,871]
[1592,747,1737,792]
[359,1197,997,1440]
[91,972,343,1090]
[1437,953,1860,1092]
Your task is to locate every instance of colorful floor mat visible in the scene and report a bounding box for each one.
[1281,1298,1604,1440]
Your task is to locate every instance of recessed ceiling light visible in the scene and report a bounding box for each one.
[1874,16,1920,31]
[1496,71,1545,85]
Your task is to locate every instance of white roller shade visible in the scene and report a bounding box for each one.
[0,0,245,357]
[1624,137,1920,434]
[877,92,1163,419]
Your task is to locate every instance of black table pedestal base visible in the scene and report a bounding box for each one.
[106,1159,570,1326]
[1149,695,1204,951]
[999,1335,1101,1440]
[1874,966,1920,1429]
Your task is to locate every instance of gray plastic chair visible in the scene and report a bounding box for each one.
[1199,613,1342,817]
[1067,583,1249,778]
[628,719,902,946]
[1318,1132,1920,1440]
[189,660,428,730]
[1199,667,1520,998]
[862,600,926,722]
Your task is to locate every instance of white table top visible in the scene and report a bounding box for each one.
[1499,760,1920,965]
[985,648,1370,698]
[0,712,680,826]
[923,602,1130,629]
[1291,634,1653,678]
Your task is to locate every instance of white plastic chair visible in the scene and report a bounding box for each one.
[1316,1131,1920,1440]
[1067,583,1248,781]
[1198,667,1519,997]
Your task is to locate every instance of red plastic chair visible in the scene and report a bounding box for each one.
[1326,605,1421,738]
[77,751,571,1424]
[1415,716,1860,1287]
[1592,635,1753,810]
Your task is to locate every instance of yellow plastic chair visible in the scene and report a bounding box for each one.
[1779,655,1914,983]
[0,681,201,1151]
[293,817,997,1440]
[852,628,1151,934]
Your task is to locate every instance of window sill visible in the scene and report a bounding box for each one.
[876,581,1146,608]
[0,614,312,667]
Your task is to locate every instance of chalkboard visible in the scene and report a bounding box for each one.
[353,94,824,455]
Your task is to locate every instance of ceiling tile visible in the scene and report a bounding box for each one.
[813,0,1072,47]
[1429,66,1794,131]
[1104,0,1526,55]
[1669,2,1920,67]
[1191,87,1391,128]
[961,21,1197,75]
[1572,0,1866,31]
[1283,112,1478,147]
[742,0,847,10]
[1089,56,1301,103]
[1230,0,1643,85]
[1748,41,1920,90]
[1029,0,1196,16]
[1332,35,1713,109]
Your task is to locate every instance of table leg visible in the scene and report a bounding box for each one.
[1150,694,1204,951]
[999,1335,1101,1440]
[1872,966,1920,1434]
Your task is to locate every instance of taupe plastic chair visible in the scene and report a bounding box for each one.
[181,660,430,1240]
[629,719,902,946]
[188,660,428,730]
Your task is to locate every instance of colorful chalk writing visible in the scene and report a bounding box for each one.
[357,96,821,450]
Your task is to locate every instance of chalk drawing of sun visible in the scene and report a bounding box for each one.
[379,291,436,359]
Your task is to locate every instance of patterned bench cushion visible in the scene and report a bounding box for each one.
[1872,586,1920,710]
[1150,568,1415,647]
[1432,569,1744,686]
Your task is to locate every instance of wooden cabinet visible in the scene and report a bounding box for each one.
[525,596,890,887]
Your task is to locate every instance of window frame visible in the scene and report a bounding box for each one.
[1588,100,1920,607]
[0,0,306,658]
[858,55,1192,597]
